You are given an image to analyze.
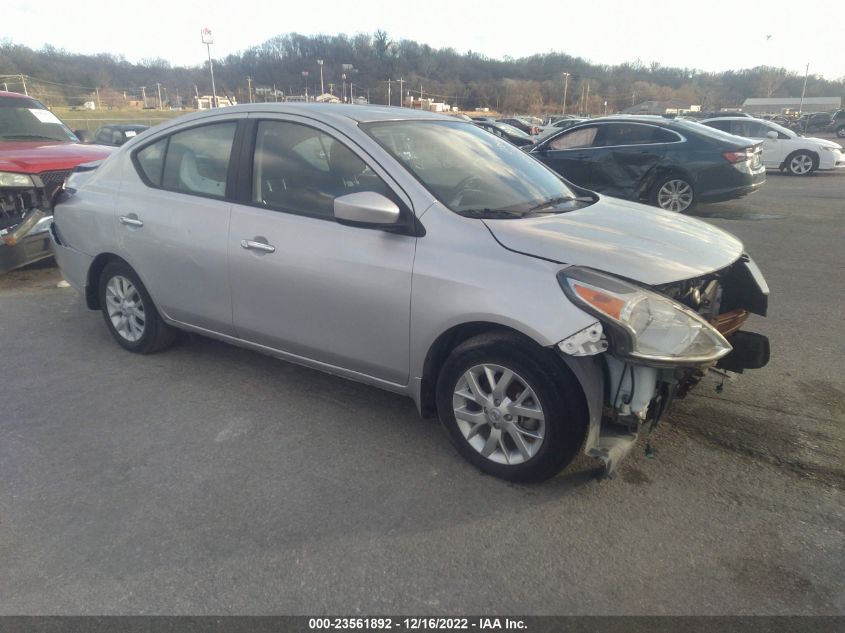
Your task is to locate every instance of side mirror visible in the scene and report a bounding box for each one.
[334,192,400,228]
[74,129,94,144]
[766,131,778,139]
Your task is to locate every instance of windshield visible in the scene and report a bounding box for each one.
[0,97,79,142]
[364,120,581,217]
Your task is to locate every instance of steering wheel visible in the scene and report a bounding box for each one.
[448,175,483,207]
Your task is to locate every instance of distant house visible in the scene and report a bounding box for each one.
[741,97,842,114]
[194,95,237,110]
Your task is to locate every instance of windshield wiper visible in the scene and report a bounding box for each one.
[456,208,525,219]
[525,195,593,214]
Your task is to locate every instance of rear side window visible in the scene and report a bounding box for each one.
[601,123,678,146]
[549,126,599,150]
[135,138,168,186]
[161,123,236,197]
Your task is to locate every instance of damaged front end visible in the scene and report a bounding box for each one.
[0,169,72,274]
[556,257,770,477]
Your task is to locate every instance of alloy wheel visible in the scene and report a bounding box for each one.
[789,153,814,175]
[452,363,546,465]
[105,275,146,342]
[656,179,693,212]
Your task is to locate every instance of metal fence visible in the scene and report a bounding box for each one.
[62,117,176,131]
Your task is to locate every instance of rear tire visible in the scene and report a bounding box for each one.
[836,126,845,138]
[650,175,696,213]
[435,333,587,482]
[98,261,176,354]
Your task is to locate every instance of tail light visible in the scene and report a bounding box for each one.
[722,149,752,163]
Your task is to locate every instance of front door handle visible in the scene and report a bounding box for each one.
[240,239,276,254]
[119,215,144,228]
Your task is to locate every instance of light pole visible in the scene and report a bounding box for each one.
[341,73,347,103]
[201,27,217,108]
[561,72,570,115]
[302,71,309,101]
[317,59,324,96]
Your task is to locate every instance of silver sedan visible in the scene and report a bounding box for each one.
[51,104,770,481]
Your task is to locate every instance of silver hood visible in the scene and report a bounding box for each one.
[483,196,743,286]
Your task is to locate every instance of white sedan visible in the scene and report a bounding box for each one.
[702,117,845,176]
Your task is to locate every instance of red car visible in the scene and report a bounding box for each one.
[0,91,112,273]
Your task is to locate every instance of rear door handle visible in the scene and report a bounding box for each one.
[119,215,144,227]
[240,239,276,254]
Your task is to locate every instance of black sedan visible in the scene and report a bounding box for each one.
[528,116,766,213]
[92,124,149,147]
[473,120,537,147]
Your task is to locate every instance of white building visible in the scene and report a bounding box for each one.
[742,97,841,114]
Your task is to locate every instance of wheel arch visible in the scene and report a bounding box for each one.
[638,163,696,202]
[780,148,819,172]
[85,252,130,309]
[417,321,589,420]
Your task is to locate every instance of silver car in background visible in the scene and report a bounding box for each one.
[51,104,770,482]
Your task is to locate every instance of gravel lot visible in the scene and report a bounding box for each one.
[0,169,843,615]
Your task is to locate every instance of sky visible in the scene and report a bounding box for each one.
[4,0,843,80]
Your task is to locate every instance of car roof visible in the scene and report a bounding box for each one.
[141,103,459,138]
[0,90,35,101]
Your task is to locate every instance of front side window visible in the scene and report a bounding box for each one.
[366,120,579,217]
[160,122,236,197]
[549,126,599,150]
[252,120,390,218]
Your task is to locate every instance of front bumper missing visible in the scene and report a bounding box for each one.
[0,210,54,274]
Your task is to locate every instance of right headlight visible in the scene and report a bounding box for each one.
[558,267,731,365]
[0,172,35,188]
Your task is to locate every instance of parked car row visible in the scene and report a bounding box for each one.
[701,117,845,176]
[49,103,770,482]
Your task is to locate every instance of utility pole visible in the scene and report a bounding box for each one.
[201,28,217,108]
[561,72,570,115]
[247,76,253,103]
[141,86,147,108]
[398,77,404,107]
[156,83,162,110]
[317,59,324,96]
[386,78,392,106]
[580,85,585,114]
[585,81,590,115]
[95,87,101,110]
[302,71,309,101]
[798,63,809,116]
[342,74,347,103]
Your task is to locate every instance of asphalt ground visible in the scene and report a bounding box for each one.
[0,169,843,615]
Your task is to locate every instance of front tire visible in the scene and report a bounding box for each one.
[835,126,845,139]
[435,333,587,482]
[650,175,696,213]
[98,261,176,354]
[785,151,817,176]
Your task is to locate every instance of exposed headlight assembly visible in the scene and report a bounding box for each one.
[558,267,731,365]
[0,172,35,187]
